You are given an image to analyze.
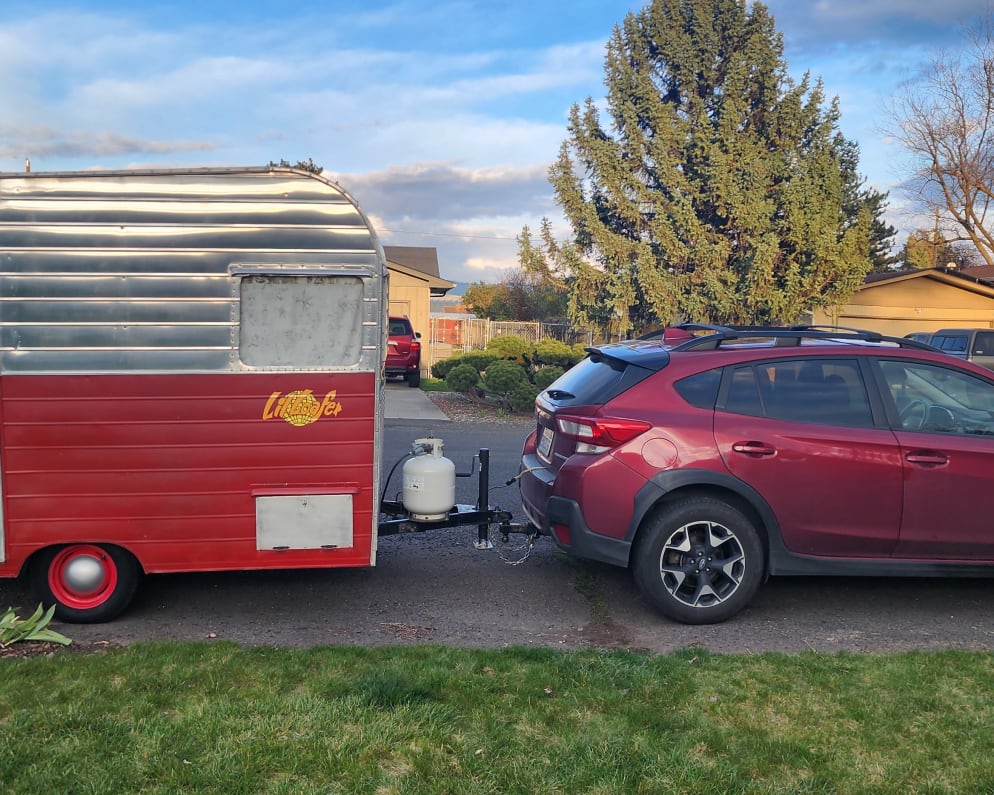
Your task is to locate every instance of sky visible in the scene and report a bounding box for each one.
[0,0,986,284]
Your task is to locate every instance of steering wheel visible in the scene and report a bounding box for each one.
[899,399,928,430]
[924,405,959,433]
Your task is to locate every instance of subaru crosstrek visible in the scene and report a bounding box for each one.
[519,325,994,624]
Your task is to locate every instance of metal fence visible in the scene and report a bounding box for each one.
[427,316,598,370]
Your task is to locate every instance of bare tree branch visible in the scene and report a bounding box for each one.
[888,13,994,265]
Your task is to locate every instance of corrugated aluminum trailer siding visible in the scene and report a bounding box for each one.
[0,168,385,372]
[0,168,388,574]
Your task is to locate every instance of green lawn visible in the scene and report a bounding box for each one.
[417,377,449,392]
[3,643,994,794]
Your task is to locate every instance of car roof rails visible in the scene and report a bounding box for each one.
[666,323,937,351]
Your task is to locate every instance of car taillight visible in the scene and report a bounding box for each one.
[411,340,421,352]
[555,415,652,454]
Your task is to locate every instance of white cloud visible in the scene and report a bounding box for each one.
[765,0,981,51]
[0,0,982,278]
[331,162,555,223]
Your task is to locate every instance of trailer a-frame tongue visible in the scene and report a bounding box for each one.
[0,166,389,621]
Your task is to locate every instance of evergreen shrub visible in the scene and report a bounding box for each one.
[485,335,534,365]
[533,339,576,368]
[534,366,565,390]
[459,351,500,373]
[482,359,530,394]
[510,382,540,413]
[445,363,481,393]
[431,356,461,380]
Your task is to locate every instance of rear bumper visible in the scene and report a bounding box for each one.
[385,360,420,375]
[544,496,632,568]
[519,450,631,568]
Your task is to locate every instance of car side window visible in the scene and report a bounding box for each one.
[723,359,873,427]
[975,332,994,356]
[724,366,763,415]
[936,334,967,353]
[878,360,994,436]
[674,368,721,409]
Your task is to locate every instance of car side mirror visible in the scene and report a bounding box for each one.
[416,332,422,339]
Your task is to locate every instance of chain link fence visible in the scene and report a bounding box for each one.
[427,317,599,371]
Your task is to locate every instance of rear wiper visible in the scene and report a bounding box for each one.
[545,389,575,400]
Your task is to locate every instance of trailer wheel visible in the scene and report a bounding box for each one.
[30,544,142,623]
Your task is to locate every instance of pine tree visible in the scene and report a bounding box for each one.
[547,0,883,335]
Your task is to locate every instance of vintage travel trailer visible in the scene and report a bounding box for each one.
[0,166,390,621]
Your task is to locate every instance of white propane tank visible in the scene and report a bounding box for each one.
[402,437,456,521]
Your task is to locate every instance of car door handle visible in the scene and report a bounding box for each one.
[905,451,948,466]
[732,442,776,457]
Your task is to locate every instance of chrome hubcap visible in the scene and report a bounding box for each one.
[62,554,106,596]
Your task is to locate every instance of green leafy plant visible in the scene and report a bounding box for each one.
[482,359,529,394]
[533,338,578,368]
[0,604,72,647]
[534,366,566,390]
[431,356,462,380]
[445,363,482,393]
[509,382,540,413]
[485,335,534,364]
[457,351,500,373]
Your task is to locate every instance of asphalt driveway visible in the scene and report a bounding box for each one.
[2,384,993,653]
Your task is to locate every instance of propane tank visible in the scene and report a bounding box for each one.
[402,437,456,521]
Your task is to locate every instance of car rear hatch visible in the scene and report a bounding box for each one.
[531,341,671,472]
[387,318,417,366]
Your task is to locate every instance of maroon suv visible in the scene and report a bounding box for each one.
[386,316,422,387]
[519,325,994,624]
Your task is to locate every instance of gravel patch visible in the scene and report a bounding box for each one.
[426,391,534,426]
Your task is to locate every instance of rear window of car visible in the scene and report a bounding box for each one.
[389,319,411,336]
[541,353,655,406]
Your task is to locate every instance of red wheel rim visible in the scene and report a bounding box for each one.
[48,545,118,610]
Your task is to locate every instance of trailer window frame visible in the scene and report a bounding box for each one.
[235,270,368,369]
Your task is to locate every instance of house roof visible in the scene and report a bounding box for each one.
[960,265,994,283]
[383,245,455,296]
[862,266,994,298]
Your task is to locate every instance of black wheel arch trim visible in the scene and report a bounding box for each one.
[628,468,789,569]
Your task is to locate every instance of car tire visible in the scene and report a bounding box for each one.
[29,543,142,623]
[406,369,421,388]
[633,498,764,625]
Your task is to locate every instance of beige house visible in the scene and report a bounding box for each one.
[383,246,454,376]
[812,267,994,336]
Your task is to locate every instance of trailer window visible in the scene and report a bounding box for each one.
[239,275,364,367]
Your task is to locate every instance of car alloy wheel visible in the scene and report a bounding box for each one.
[660,519,745,607]
[634,498,764,624]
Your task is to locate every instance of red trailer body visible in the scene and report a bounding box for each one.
[0,167,389,621]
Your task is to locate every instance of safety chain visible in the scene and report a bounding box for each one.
[488,523,538,566]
